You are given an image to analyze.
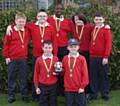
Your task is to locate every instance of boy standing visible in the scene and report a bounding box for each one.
[62,38,89,106]
[34,40,58,106]
[89,12,112,101]
[2,12,30,103]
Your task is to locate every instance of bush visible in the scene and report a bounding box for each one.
[0,4,120,92]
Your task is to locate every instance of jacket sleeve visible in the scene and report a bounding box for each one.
[34,58,40,88]
[51,26,58,56]
[104,29,112,58]
[80,57,89,89]
[2,34,11,58]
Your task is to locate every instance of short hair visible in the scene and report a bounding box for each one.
[15,12,26,19]
[94,12,104,17]
[43,40,53,45]
[55,3,64,9]
[72,12,87,24]
[38,9,47,13]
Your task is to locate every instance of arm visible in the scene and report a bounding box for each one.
[80,57,89,89]
[34,58,41,94]
[2,34,11,64]
[51,26,58,56]
[102,29,112,65]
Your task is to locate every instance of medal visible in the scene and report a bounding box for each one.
[39,26,45,43]
[55,19,61,37]
[42,57,53,77]
[41,39,44,43]
[47,74,50,78]
[18,30,25,48]
[56,33,59,37]
[68,56,77,77]
[92,27,100,45]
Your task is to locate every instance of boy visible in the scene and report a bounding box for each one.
[47,3,71,61]
[6,9,58,101]
[47,3,71,96]
[89,12,112,101]
[34,40,58,106]
[62,38,89,106]
[2,12,30,103]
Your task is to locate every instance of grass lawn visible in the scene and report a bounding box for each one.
[0,90,120,106]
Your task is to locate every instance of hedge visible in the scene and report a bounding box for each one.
[0,5,120,92]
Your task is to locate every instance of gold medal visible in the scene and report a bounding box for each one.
[68,56,77,77]
[55,19,61,37]
[42,57,53,78]
[47,74,50,77]
[41,39,44,43]
[18,30,25,48]
[22,45,24,48]
[56,33,59,37]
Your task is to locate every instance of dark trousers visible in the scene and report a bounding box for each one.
[89,57,109,97]
[32,56,39,99]
[79,51,91,93]
[65,92,86,106]
[57,47,68,96]
[7,59,28,99]
[39,83,57,106]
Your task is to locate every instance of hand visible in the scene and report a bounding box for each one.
[5,58,11,65]
[78,88,84,93]
[102,58,108,65]
[6,25,13,35]
[36,88,41,95]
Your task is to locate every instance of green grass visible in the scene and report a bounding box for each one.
[0,90,120,106]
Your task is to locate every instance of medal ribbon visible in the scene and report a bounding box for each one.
[55,19,61,34]
[92,27,100,43]
[39,26,45,42]
[68,56,77,76]
[18,30,25,47]
[42,58,53,77]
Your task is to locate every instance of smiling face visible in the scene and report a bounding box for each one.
[55,4,64,18]
[67,45,79,54]
[94,16,105,26]
[37,12,48,24]
[42,43,53,55]
[15,17,26,29]
[74,15,84,26]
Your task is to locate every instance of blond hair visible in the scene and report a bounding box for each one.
[15,12,26,19]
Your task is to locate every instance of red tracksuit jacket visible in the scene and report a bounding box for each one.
[26,22,58,56]
[62,54,89,92]
[34,55,58,88]
[90,25,112,58]
[71,22,93,51]
[47,16,71,47]
[3,25,30,59]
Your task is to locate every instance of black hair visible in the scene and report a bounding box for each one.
[43,40,53,45]
[72,12,87,24]
[94,12,104,17]
[38,9,47,13]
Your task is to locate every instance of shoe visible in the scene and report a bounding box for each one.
[22,97,30,103]
[32,97,39,102]
[102,95,109,101]
[8,98,16,103]
[88,94,97,100]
